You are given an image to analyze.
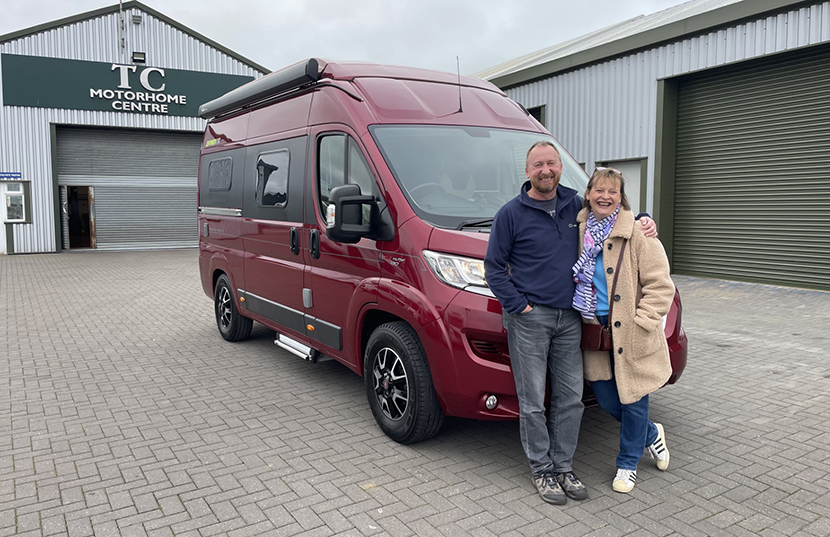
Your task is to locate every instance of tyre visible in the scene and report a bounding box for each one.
[214,274,253,342]
[364,322,444,444]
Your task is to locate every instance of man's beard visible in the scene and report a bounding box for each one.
[533,175,558,193]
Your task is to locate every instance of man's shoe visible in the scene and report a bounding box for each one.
[647,423,670,471]
[555,471,588,500]
[612,469,636,493]
[532,472,567,505]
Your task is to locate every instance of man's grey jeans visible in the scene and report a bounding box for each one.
[503,305,584,476]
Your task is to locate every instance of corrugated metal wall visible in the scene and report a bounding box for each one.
[0,6,263,253]
[0,7,261,71]
[506,1,830,215]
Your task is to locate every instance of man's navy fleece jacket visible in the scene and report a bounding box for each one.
[484,181,582,315]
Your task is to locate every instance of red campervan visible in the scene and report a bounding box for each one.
[197,59,688,444]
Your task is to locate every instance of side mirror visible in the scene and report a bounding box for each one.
[326,184,395,244]
[326,184,373,244]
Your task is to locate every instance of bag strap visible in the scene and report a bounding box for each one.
[606,238,628,327]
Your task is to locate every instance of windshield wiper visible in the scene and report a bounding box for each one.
[456,217,494,231]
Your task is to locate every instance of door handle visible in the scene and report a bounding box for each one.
[310,229,320,259]
[290,227,299,255]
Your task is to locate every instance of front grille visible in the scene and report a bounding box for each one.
[470,340,500,354]
[469,339,510,365]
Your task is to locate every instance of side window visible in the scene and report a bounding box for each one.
[318,135,346,207]
[208,158,232,191]
[256,149,290,207]
[348,139,374,200]
[318,134,375,208]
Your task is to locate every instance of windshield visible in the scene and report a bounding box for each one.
[371,125,588,229]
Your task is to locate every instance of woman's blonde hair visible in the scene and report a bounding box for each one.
[583,167,631,210]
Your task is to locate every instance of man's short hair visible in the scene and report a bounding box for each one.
[525,141,560,168]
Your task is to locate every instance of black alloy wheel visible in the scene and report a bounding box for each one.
[371,346,410,421]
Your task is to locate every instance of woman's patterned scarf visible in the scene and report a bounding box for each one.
[572,205,620,319]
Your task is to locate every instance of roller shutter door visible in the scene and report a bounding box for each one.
[56,126,202,250]
[673,47,830,290]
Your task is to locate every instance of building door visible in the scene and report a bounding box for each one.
[56,126,202,250]
[61,186,95,249]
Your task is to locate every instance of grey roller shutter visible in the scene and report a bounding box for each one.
[673,47,830,291]
[56,127,202,250]
[92,183,197,249]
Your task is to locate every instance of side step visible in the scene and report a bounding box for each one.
[275,333,321,363]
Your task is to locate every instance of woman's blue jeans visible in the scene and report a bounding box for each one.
[592,314,658,471]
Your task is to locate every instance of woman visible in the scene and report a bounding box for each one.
[571,168,675,493]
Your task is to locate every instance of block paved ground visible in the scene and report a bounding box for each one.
[1,249,828,537]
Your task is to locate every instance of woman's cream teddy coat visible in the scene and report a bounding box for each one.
[577,208,675,404]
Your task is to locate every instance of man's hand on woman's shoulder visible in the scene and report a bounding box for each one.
[638,216,658,238]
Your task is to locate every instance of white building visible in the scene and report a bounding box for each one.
[0,1,266,254]
[479,0,830,291]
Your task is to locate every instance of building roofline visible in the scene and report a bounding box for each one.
[489,0,813,89]
[0,1,270,74]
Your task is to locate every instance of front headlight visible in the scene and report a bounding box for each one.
[422,250,494,297]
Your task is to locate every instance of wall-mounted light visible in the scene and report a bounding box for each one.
[132,51,146,64]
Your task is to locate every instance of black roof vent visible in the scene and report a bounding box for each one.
[199,58,320,119]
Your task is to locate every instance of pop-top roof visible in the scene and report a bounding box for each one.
[199,58,505,119]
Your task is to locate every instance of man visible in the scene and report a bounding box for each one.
[484,141,655,505]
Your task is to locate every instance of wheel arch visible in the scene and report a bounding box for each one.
[359,308,406,375]
[357,280,457,413]
[212,268,226,294]
[207,252,234,295]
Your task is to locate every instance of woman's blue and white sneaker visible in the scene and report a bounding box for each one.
[612,469,637,493]
[647,423,670,471]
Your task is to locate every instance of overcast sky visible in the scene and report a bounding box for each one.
[2,0,694,75]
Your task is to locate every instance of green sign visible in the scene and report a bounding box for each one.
[1,54,254,117]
